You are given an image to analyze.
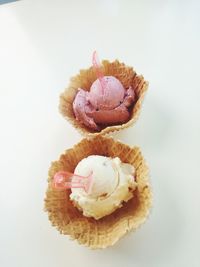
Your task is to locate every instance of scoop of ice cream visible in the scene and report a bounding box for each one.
[72,89,98,130]
[87,104,130,124]
[89,76,125,110]
[70,155,136,220]
[72,76,136,131]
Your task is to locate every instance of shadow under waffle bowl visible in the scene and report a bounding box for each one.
[44,136,152,249]
[59,60,148,136]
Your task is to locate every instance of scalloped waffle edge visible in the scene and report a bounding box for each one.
[59,60,148,137]
[44,136,152,249]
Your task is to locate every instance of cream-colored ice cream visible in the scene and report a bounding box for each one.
[70,155,137,220]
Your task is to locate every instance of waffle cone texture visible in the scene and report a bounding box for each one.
[59,60,148,136]
[44,136,152,249]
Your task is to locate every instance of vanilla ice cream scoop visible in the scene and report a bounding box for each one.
[70,155,136,219]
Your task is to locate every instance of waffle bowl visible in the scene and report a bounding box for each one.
[44,136,152,249]
[59,60,148,136]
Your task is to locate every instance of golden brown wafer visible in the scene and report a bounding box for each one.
[59,60,148,136]
[44,136,152,249]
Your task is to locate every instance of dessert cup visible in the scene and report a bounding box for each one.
[59,60,148,136]
[44,136,152,249]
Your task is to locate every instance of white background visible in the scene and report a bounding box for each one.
[0,0,200,267]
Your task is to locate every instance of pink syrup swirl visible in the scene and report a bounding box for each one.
[92,51,106,94]
[52,171,93,193]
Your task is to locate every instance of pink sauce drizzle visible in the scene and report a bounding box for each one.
[92,51,106,94]
[52,171,93,193]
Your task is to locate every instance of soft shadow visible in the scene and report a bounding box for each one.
[104,174,184,267]
[113,95,177,153]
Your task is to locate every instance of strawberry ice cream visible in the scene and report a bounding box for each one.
[73,76,135,130]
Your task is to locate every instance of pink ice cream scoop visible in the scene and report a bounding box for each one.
[88,76,125,110]
[73,76,135,130]
[72,52,135,130]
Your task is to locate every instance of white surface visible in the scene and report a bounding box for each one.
[0,1,200,267]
